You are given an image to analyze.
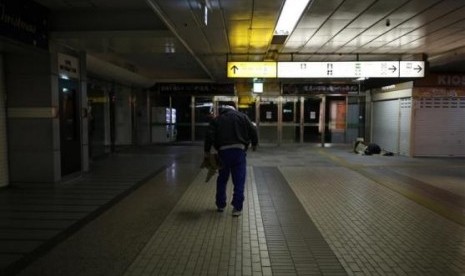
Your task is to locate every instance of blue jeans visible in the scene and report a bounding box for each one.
[216,148,246,211]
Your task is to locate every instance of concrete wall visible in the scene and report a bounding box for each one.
[5,52,59,182]
[0,55,9,187]
[114,86,133,145]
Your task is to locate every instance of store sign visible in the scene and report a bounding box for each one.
[437,75,465,86]
[58,53,80,79]
[414,74,465,87]
[157,83,235,95]
[0,0,49,49]
[227,62,276,78]
[413,87,465,97]
[227,61,425,78]
[282,83,359,94]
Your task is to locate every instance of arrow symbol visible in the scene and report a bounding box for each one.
[230,65,239,74]
[388,65,397,73]
[414,65,422,73]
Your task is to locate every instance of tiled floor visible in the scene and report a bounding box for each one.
[1,144,464,275]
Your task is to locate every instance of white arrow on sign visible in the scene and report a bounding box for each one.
[358,61,399,77]
[399,61,425,77]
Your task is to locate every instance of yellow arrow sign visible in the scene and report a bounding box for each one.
[227,62,277,78]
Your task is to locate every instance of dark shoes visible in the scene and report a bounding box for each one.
[217,207,242,216]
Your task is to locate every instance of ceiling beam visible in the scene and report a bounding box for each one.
[145,0,215,81]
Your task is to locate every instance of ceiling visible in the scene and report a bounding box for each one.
[34,0,465,86]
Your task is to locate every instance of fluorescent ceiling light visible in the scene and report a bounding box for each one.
[274,0,311,36]
[203,4,208,26]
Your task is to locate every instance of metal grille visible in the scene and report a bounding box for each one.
[399,98,412,156]
[400,98,412,109]
[414,97,465,156]
[417,97,465,109]
[372,100,400,153]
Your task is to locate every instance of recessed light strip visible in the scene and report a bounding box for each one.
[274,0,311,36]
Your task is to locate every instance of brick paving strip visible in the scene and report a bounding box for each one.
[254,166,347,276]
[125,167,272,276]
[281,165,465,275]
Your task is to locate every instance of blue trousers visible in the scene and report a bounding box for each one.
[216,148,247,211]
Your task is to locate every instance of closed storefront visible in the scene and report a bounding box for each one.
[412,90,465,156]
[411,74,465,157]
[371,75,465,157]
[372,99,401,153]
[371,82,413,155]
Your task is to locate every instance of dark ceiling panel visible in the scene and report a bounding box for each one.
[32,0,465,83]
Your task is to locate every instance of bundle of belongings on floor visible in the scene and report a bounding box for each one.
[353,141,393,156]
[200,153,221,182]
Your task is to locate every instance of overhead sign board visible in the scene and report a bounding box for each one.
[227,61,425,78]
[399,61,425,77]
[227,62,276,78]
[278,61,400,78]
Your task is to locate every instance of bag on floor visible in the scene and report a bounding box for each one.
[364,143,381,155]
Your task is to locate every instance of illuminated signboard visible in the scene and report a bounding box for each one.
[227,62,277,78]
[399,61,425,77]
[278,61,401,78]
[227,61,425,78]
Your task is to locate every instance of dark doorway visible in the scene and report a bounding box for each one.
[325,96,347,143]
[59,78,81,176]
[302,97,322,143]
[171,95,192,141]
[87,86,107,159]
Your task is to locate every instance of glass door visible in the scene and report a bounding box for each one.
[326,96,347,143]
[347,95,365,142]
[302,96,323,143]
[170,95,191,142]
[281,96,299,143]
[257,96,278,144]
[87,87,107,159]
[194,96,213,141]
[237,96,256,122]
[59,78,82,176]
[213,95,238,116]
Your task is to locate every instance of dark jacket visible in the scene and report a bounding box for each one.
[204,108,258,152]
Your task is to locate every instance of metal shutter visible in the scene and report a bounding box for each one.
[372,100,400,153]
[413,97,465,156]
[346,100,360,143]
[0,56,8,187]
[399,98,412,156]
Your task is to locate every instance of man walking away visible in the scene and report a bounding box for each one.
[204,104,258,216]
